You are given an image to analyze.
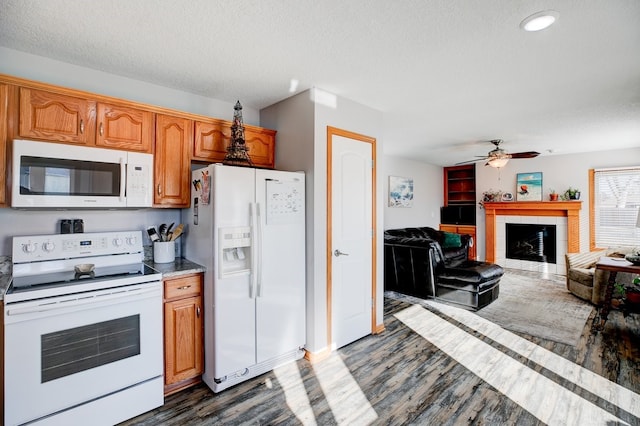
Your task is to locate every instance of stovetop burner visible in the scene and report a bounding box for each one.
[8,231,162,304]
[10,263,157,290]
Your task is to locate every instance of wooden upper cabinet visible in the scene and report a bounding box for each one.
[0,84,8,206]
[245,126,276,169]
[18,87,96,145]
[193,119,276,169]
[154,114,193,207]
[95,103,154,153]
[193,119,230,162]
[18,88,153,152]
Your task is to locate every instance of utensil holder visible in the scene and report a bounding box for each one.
[154,241,175,263]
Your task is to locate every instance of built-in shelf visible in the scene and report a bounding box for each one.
[444,164,476,206]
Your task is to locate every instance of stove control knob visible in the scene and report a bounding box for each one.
[22,242,37,254]
[43,241,56,252]
[126,236,137,246]
[113,238,123,247]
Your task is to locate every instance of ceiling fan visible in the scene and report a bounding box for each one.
[456,139,540,168]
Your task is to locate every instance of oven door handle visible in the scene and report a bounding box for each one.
[5,286,160,317]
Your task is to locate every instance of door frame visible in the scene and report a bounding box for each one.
[326,125,378,350]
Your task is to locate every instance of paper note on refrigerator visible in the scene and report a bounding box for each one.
[266,180,304,225]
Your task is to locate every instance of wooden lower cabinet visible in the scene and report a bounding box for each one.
[439,224,477,260]
[1,300,4,417]
[163,273,204,395]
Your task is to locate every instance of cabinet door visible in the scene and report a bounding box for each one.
[193,119,230,162]
[96,103,153,152]
[154,114,193,207]
[164,296,203,386]
[19,88,95,144]
[456,225,477,260]
[439,225,477,260]
[245,126,276,169]
[0,84,7,206]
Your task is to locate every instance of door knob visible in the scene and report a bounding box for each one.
[334,249,349,257]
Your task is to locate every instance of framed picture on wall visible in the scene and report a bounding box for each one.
[388,176,414,207]
[516,172,543,201]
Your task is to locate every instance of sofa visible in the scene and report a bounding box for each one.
[565,247,636,305]
[384,227,503,310]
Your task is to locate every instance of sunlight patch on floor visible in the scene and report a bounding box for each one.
[426,300,640,418]
[395,304,628,425]
[312,354,379,425]
[273,362,317,425]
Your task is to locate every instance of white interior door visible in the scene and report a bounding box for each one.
[330,132,373,349]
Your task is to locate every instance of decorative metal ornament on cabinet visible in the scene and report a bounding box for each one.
[223,100,254,167]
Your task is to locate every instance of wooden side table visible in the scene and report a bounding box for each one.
[596,256,640,329]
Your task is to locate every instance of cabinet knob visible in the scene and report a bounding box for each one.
[79,119,84,134]
[99,122,104,136]
[197,306,201,318]
[157,184,162,195]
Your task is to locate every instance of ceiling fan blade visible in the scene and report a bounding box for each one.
[455,157,487,165]
[510,151,540,159]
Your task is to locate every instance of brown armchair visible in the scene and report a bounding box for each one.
[566,247,636,305]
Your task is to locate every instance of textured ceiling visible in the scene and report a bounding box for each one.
[1,0,639,166]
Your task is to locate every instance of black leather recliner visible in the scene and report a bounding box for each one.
[384,227,503,310]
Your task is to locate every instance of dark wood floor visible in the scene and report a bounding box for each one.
[120,281,640,425]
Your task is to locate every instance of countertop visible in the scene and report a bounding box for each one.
[0,257,205,301]
[145,257,206,278]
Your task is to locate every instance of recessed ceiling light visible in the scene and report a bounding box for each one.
[520,10,559,32]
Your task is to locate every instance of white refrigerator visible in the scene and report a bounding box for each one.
[183,164,306,392]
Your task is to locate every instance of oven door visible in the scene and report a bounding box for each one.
[4,281,163,426]
[12,139,127,208]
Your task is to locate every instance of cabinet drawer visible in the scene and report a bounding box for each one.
[164,274,202,299]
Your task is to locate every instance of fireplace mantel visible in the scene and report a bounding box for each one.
[483,201,582,263]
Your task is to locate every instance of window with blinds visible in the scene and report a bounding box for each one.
[593,167,640,249]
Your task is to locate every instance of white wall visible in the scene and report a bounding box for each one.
[475,147,640,260]
[0,47,260,124]
[382,156,443,230]
[0,208,181,256]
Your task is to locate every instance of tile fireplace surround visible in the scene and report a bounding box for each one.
[483,201,582,275]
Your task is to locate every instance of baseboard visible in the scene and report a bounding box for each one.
[304,347,332,363]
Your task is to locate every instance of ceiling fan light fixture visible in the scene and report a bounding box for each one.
[487,157,509,168]
[520,10,559,32]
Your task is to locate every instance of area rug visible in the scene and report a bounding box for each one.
[386,270,594,347]
[473,271,594,346]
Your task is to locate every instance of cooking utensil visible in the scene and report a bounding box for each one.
[146,226,160,242]
[166,222,175,241]
[158,224,167,241]
[170,224,184,241]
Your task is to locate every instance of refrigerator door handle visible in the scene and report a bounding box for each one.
[250,202,258,299]
[256,202,263,297]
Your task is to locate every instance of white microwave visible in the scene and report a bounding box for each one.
[12,139,154,209]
